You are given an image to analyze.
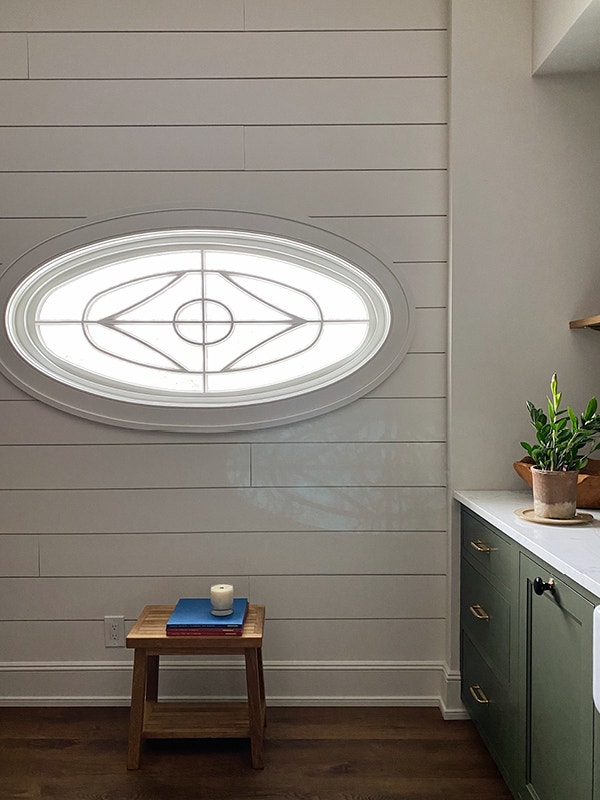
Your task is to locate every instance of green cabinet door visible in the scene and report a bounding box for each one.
[520,553,594,800]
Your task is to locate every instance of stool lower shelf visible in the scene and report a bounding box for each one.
[142,700,263,740]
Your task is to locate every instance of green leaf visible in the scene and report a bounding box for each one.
[584,397,598,421]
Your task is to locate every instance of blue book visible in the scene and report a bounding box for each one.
[167,597,248,629]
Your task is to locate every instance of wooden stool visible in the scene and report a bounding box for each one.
[126,604,266,769]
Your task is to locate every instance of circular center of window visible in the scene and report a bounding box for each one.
[174,300,234,345]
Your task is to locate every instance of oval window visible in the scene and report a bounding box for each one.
[0,210,413,431]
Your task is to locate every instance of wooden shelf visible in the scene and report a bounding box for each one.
[570,315,600,331]
[143,701,252,739]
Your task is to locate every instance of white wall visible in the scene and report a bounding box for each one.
[0,1,451,708]
[533,0,600,74]
[450,0,600,492]
[449,0,600,665]
[533,0,592,70]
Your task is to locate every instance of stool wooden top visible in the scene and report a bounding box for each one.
[126,604,265,650]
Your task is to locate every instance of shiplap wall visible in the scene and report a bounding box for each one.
[0,0,450,708]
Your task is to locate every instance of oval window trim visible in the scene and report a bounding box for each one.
[0,210,414,431]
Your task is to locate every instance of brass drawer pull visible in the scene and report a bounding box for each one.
[470,539,492,553]
[469,684,489,704]
[469,604,490,621]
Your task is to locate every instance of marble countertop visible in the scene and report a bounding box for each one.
[454,490,600,600]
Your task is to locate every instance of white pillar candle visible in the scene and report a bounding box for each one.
[210,583,234,615]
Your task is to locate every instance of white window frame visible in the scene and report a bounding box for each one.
[0,209,414,432]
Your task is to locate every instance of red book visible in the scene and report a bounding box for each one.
[166,626,243,637]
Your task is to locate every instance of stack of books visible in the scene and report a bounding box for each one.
[166,597,249,637]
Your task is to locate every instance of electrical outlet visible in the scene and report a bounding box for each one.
[104,615,125,647]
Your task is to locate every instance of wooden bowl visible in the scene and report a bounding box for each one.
[513,457,600,509]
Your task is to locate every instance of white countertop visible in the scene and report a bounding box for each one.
[454,490,600,599]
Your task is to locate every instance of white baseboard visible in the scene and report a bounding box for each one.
[0,659,467,717]
[438,663,468,719]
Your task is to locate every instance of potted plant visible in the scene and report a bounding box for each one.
[520,374,600,519]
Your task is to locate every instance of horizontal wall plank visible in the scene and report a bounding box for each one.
[0,171,447,219]
[0,34,28,77]
[264,618,445,662]
[262,397,447,444]
[410,308,447,353]
[314,216,448,262]
[39,531,447,577]
[0,1,244,31]
[0,1,447,34]
[0,621,111,661]
[245,124,447,170]
[251,443,446,487]
[0,575,445,620]
[397,263,447,308]
[0,536,38,577]
[260,398,447,444]
[368,354,447,398]
[0,127,245,172]
[29,32,447,79]
[0,79,448,125]
[0,445,250,490]
[0,397,447,445]
[0,576,248,621]
[245,0,448,31]
[0,486,447,533]
[251,575,446,619]
[0,617,445,662]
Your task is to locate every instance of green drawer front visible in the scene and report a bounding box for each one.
[461,559,511,681]
[461,509,516,592]
[461,632,513,781]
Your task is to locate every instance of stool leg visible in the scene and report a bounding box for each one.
[257,648,266,728]
[244,649,265,769]
[146,655,159,702]
[127,648,148,769]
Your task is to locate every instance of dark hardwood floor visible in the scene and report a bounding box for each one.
[0,706,513,800]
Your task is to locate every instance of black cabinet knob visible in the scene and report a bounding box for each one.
[533,577,555,595]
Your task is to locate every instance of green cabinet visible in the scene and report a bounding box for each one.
[520,553,594,800]
[460,509,520,795]
[460,507,598,800]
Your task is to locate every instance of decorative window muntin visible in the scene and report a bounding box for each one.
[0,210,413,431]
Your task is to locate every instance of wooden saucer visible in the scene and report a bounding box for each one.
[515,508,593,525]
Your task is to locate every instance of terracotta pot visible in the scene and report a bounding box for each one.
[531,467,579,519]
[514,458,600,509]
